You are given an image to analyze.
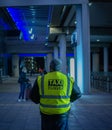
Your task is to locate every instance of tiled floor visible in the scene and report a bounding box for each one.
[0,77,112,130]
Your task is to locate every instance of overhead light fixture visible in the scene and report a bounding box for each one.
[32,20,35,23]
[30,6,34,9]
[96,39,100,42]
[74,21,77,24]
[31,34,34,39]
[45,42,48,46]
[46,36,48,40]
[47,24,50,28]
[66,28,69,35]
[19,31,23,40]
[32,11,36,16]
[88,2,92,6]
[29,28,32,34]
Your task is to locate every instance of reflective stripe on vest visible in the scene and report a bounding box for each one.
[40,102,70,108]
[39,73,71,114]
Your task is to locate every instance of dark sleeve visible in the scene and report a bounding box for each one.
[70,82,82,102]
[29,79,40,104]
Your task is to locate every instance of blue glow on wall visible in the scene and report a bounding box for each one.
[66,53,74,57]
[18,53,47,57]
[0,53,11,57]
[6,7,30,41]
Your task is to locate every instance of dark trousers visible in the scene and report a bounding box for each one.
[41,112,69,130]
[18,83,26,99]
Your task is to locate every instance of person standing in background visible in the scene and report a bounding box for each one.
[18,67,29,102]
[39,67,47,75]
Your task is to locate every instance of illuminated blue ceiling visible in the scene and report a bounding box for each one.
[6,6,52,42]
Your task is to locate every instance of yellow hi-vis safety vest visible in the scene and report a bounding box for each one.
[37,71,74,115]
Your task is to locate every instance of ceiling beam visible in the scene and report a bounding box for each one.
[5,43,52,53]
[89,0,112,2]
[64,5,76,26]
[0,0,88,7]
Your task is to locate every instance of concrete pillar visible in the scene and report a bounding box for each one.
[0,56,3,76]
[54,46,59,59]
[3,55,8,75]
[73,47,77,81]
[104,47,108,72]
[12,54,19,77]
[75,4,90,94]
[0,31,4,53]
[46,53,53,72]
[59,35,67,74]
[92,52,99,72]
[44,56,47,72]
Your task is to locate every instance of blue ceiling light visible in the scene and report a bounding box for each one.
[30,34,34,39]
[19,53,47,57]
[6,6,52,42]
[6,8,20,30]
[6,7,31,41]
[28,28,32,34]
[66,53,74,57]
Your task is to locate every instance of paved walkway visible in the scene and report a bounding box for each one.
[0,77,112,130]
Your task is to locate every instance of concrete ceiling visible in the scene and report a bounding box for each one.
[0,1,112,54]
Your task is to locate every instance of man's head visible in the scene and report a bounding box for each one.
[50,59,62,71]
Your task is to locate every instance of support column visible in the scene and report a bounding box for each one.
[44,56,47,72]
[0,31,4,53]
[46,53,53,72]
[3,55,8,75]
[74,47,77,81]
[104,47,108,72]
[12,54,19,77]
[75,3,90,94]
[54,46,59,59]
[92,52,99,72]
[59,35,67,74]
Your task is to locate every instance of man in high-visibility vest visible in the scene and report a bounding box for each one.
[30,58,81,130]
